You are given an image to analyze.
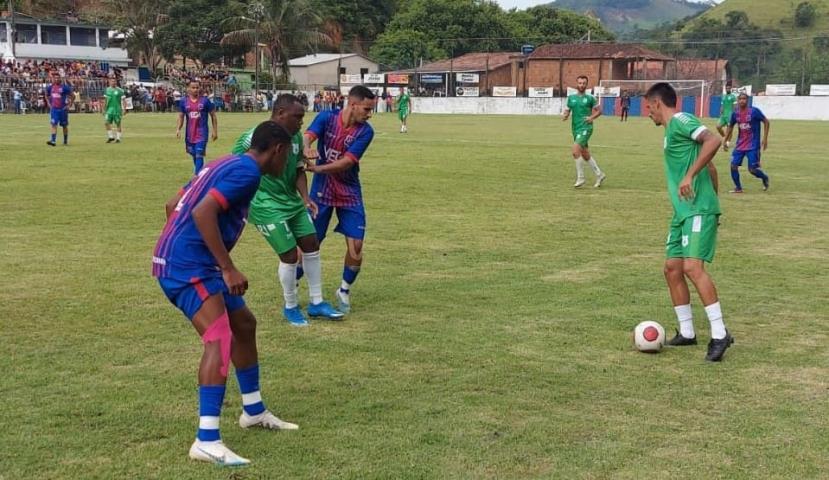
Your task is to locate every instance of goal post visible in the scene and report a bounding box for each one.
[598,79,711,118]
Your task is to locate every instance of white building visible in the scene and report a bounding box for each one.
[288,53,379,88]
[0,15,129,65]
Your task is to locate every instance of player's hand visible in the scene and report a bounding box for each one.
[762,139,768,151]
[303,158,318,173]
[212,132,218,142]
[679,175,695,201]
[176,129,181,139]
[722,143,729,152]
[303,147,319,160]
[222,266,248,296]
[305,200,319,219]
[584,116,593,124]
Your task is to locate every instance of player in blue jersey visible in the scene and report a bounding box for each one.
[302,85,375,314]
[43,72,73,146]
[723,93,770,193]
[152,121,298,466]
[176,80,218,173]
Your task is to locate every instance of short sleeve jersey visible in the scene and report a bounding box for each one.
[180,96,215,144]
[720,92,737,119]
[152,154,262,280]
[104,87,125,115]
[566,93,597,135]
[46,84,72,110]
[663,112,721,221]
[305,110,374,207]
[397,93,410,113]
[232,128,305,220]
[730,106,766,152]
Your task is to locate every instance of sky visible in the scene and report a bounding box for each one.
[494,0,722,10]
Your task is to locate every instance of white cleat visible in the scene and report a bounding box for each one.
[189,440,251,466]
[334,288,351,314]
[573,178,586,188]
[239,410,299,430]
[594,173,607,188]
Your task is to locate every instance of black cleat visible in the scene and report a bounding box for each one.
[115,139,121,143]
[106,138,115,143]
[666,329,697,346]
[705,331,734,362]
[762,177,769,191]
[46,140,56,146]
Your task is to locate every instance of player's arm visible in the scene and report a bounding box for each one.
[586,105,602,124]
[121,94,128,115]
[176,111,184,138]
[303,132,319,160]
[305,155,355,174]
[761,118,770,151]
[295,168,317,218]
[164,188,185,219]
[65,87,74,110]
[679,129,720,200]
[191,194,247,295]
[561,107,570,121]
[707,162,719,195]
[209,109,218,141]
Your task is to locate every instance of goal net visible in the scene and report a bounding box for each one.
[598,79,710,117]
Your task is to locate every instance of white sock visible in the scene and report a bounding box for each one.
[278,262,298,308]
[301,251,323,305]
[107,129,114,139]
[340,280,351,292]
[116,131,122,140]
[704,301,726,340]
[574,158,585,180]
[588,157,603,176]
[674,304,695,338]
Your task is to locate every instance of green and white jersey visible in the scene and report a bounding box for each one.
[663,112,721,221]
[397,93,410,113]
[104,86,125,115]
[232,128,305,221]
[720,92,737,119]
[566,93,597,135]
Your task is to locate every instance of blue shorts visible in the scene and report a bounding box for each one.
[314,203,366,242]
[50,109,69,127]
[731,149,761,168]
[158,275,245,321]
[186,141,208,157]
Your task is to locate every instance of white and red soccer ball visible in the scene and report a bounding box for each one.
[633,321,666,353]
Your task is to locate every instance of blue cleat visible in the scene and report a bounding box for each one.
[283,306,309,327]
[307,301,345,320]
[334,288,351,314]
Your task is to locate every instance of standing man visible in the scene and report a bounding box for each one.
[44,72,73,146]
[13,88,22,114]
[716,83,738,146]
[620,92,631,122]
[103,76,127,143]
[303,85,376,314]
[645,82,733,362]
[152,121,299,466]
[231,94,344,326]
[723,93,770,193]
[176,80,218,173]
[397,87,412,133]
[562,75,606,188]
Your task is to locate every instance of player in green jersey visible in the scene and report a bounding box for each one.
[716,83,737,146]
[232,94,343,326]
[646,82,734,362]
[562,75,606,188]
[103,77,127,143]
[397,87,412,133]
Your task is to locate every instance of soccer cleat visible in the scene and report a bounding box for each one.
[283,306,309,327]
[666,329,698,346]
[705,331,734,362]
[239,410,299,430]
[594,173,607,188]
[188,440,251,466]
[307,301,345,320]
[46,140,56,146]
[573,178,586,188]
[729,189,743,194]
[334,288,351,314]
[106,138,115,143]
[762,177,769,191]
[115,139,121,144]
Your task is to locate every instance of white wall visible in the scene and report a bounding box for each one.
[15,43,129,64]
[751,96,829,120]
[413,97,564,115]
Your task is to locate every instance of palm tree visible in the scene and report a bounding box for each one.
[221,0,332,92]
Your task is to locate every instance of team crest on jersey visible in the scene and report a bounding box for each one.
[345,134,355,145]
[292,144,300,154]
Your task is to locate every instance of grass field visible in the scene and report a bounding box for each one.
[1,110,827,479]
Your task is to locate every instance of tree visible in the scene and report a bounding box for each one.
[794,1,817,28]
[104,0,171,72]
[505,6,614,48]
[369,29,444,70]
[310,0,400,50]
[155,0,243,66]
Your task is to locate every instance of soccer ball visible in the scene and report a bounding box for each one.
[633,321,666,353]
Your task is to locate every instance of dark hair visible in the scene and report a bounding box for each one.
[250,121,292,152]
[738,92,749,99]
[272,93,301,114]
[188,80,200,87]
[348,85,376,100]
[577,75,589,82]
[645,82,677,108]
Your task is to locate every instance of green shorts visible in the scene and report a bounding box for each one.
[666,214,719,263]
[253,208,316,255]
[398,109,409,121]
[105,111,122,125]
[573,129,593,148]
[717,116,729,128]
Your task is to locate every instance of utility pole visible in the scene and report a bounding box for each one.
[249,2,264,104]
[9,0,17,58]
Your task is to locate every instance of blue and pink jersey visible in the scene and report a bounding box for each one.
[152,154,262,280]
[45,83,72,110]
[306,109,374,207]
[730,106,766,152]
[180,96,215,144]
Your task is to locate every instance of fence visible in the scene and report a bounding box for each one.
[0,76,108,114]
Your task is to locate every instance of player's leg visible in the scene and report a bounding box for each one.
[229,304,299,431]
[716,118,727,144]
[332,205,366,314]
[253,218,308,326]
[571,142,586,187]
[294,212,343,319]
[746,150,769,190]
[48,110,58,146]
[114,115,123,142]
[105,114,115,143]
[581,143,606,187]
[664,222,697,345]
[730,151,745,193]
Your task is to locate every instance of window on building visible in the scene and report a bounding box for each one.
[339,67,346,75]
[41,25,67,45]
[16,24,38,44]
[0,23,7,42]
[99,29,110,48]
[70,27,97,46]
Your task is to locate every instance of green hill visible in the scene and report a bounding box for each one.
[549,0,711,33]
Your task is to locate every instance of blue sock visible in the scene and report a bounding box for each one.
[730,168,742,190]
[50,133,56,142]
[750,168,768,182]
[193,156,204,173]
[341,265,360,292]
[63,133,68,144]
[296,265,304,282]
[235,364,266,416]
[197,384,226,442]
